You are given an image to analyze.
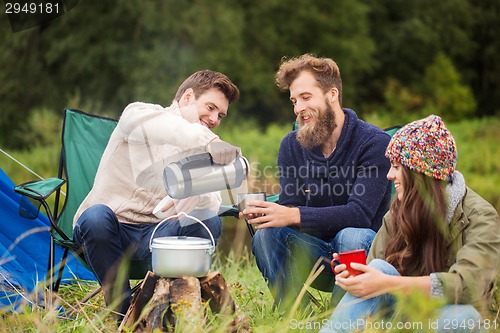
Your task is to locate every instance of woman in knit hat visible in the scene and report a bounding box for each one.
[320,115,500,333]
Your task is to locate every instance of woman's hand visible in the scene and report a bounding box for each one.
[334,263,393,299]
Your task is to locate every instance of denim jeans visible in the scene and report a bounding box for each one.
[73,204,221,316]
[251,226,376,313]
[319,259,483,333]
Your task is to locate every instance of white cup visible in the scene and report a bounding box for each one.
[153,195,175,219]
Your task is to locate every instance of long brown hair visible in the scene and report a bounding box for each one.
[385,165,449,275]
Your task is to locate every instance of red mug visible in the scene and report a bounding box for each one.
[331,249,366,276]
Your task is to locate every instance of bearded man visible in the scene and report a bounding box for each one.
[240,54,392,313]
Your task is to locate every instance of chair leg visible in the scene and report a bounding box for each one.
[244,218,255,237]
[45,238,70,308]
[306,290,322,308]
[53,247,69,292]
[45,236,56,309]
[79,285,103,304]
[65,284,103,316]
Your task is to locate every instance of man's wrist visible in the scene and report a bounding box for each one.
[291,207,301,226]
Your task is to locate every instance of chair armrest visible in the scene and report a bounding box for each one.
[218,204,239,217]
[14,178,66,201]
[266,194,279,203]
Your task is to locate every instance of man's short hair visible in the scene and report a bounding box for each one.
[275,54,343,106]
[174,70,240,104]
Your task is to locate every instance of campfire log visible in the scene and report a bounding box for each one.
[144,278,171,331]
[118,271,250,333]
[200,271,235,314]
[165,276,203,328]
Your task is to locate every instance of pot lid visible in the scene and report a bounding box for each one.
[151,236,212,249]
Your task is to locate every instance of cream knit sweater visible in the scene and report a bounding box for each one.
[73,101,220,226]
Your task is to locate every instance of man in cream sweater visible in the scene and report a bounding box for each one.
[73,70,240,318]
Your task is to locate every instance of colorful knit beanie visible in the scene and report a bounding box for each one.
[385,115,457,181]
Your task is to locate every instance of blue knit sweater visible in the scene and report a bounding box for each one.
[278,108,392,241]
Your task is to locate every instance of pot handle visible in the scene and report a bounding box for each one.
[148,211,216,255]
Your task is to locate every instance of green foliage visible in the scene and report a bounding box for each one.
[15,107,62,148]
[3,0,500,147]
[126,0,247,107]
[390,290,444,332]
[1,145,60,185]
[467,0,500,116]
[0,0,496,134]
[1,0,377,148]
[212,250,282,329]
[235,0,375,121]
[419,53,476,122]
[380,78,425,125]
[448,117,500,212]
[367,53,477,125]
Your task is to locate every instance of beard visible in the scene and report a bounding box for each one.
[296,100,336,150]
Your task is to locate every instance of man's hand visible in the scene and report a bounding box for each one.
[241,201,300,229]
[159,196,201,217]
[207,138,241,164]
[171,196,201,216]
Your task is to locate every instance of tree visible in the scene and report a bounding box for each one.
[419,53,476,122]
[361,0,498,118]
[2,0,498,150]
[467,0,500,116]
[237,0,375,123]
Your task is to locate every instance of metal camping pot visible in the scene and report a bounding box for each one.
[149,212,215,278]
[163,153,249,199]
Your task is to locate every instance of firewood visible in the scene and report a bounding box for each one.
[118,271,160,332]
[200,272,251,332]
[200,271,235,313]
[144,278,171,331]
[118,271,250,332]
[166,276,203,326]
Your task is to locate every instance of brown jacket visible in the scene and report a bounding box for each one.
[368,178,500,314]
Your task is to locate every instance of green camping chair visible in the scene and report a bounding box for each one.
[14,108,151,302]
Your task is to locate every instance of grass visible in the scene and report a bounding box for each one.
[0,246,331,332]
[2,246,500,332]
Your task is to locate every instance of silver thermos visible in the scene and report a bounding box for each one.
[163,153,249,199]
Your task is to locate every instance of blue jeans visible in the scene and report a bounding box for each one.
[251,226,375,312]
[320,259,483,333]
[73,204,221,316]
